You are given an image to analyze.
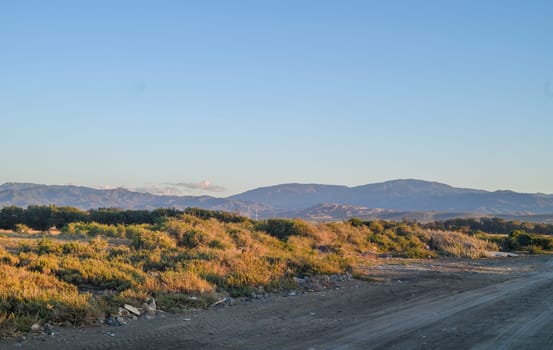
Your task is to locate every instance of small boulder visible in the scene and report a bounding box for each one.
[30,323,41,333]
[105,316,122,327]
[43,323,54,336]
[118,308,130,317]
[147,297,157,311]
[142,303,156,317]
[124,304,141,316]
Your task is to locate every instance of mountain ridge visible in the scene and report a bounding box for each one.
[1,180,553,220]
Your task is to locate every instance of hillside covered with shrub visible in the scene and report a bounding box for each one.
[1,207,551,336]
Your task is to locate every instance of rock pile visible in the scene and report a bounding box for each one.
[104,297,161,326]
[290,273,352,295]
[28,322,55,336]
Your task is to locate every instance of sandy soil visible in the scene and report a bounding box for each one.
[2,255,552,350]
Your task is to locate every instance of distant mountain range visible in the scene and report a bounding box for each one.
[2,180,553,222]
[0,182,259,213]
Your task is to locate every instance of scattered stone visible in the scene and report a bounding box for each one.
[105,316,122,327]
[147,297,157,311]
[485,251,519,258]
[319,275,331,283]
[15,336,27,347]
[248,291,267,300]
[43,323,54,336]
[293,274,346,293]
[294,277,307,288]
[30,323,42,333]
[142,303,156,317]
[211,298,226,307]
[118,307,130,317]
[211,296,236,307]
[124,304,141,316]
[330,274,352,282]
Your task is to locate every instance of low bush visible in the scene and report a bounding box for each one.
[507,230,553,252]
[426,230,497,258]
[0,210,538,336]
[14,224,31,234]
[0,264,102,336]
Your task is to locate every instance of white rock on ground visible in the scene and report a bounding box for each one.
[124,304,141,316]
[30,323,41,333]
[142,303,156,316]
[148,297,156,311]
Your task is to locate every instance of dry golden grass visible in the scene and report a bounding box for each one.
[0,215,510,335]
[158,270,214,294]
[0,264,102,336]
[426,230,498,258]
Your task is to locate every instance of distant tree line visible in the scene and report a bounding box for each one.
[2,205,553,237]
[423,217,553,235]
[0,205,184,231]
[182,208,250,224]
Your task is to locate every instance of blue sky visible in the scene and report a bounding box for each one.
[1,1,552,195]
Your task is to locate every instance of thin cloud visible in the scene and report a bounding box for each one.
[168,180,225,192]
[95,181,225,196]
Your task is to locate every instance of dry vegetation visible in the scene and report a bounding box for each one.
[0,211,524,337]
[425,230,498,258]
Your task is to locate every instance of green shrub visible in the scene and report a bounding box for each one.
[131,229,175,250]
[208,239,225,249]
[0,264,102,332]
[37,237,61,255]
[507,230,553,252]
[178,229,207,248]
[14,224,31,234]
[261,219,316,241]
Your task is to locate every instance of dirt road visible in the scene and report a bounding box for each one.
[3,255,553,350]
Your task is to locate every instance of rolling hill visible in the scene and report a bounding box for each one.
[2,180,553,221]
[230,180,553,214]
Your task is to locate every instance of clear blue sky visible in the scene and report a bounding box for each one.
[1,0,552,195]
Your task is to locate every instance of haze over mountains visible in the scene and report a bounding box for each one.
[2,180,553,222]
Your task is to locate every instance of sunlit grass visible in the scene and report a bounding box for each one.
[0,213,517,336]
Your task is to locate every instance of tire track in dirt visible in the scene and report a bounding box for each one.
[285,257,553,349]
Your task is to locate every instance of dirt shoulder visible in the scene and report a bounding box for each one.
[2,255,552,350]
